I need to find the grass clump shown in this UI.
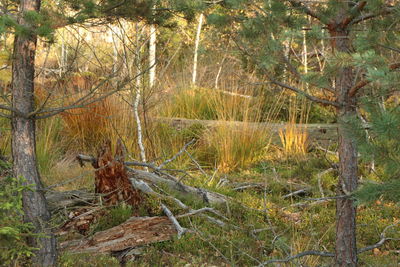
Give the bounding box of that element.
[199,124,270,173]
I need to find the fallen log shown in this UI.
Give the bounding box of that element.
[46,190,97,211]
[75,154,228,206]
[128,168,228,205]
[60,216,176,253]
[154,117,338,146]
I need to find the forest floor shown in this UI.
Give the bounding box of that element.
[49,130,399,267]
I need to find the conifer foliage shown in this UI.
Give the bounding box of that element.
[209,0,400,266]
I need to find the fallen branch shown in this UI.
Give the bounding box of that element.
[161,203,187,239]
[258,250,334,266]
[159,139,196,169]
[46,190,98,211]
[76,153,228,205]
[357,223,400,254]
[258,223,399,266]
[128,167,228,205]
[60,216,176,254]
[282,189,309,199]
[130,177,227,227]
[316,168,334,198]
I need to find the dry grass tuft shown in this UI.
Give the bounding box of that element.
[60,96,125,152]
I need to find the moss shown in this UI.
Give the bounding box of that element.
[90,205,133,233]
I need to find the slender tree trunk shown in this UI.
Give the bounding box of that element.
[192,13,204,85]
[331,26,358,267]
[148,24,157,88]
[11,0,57,265]
[134,23,147,166]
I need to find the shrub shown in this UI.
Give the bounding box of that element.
[0,172,37,266]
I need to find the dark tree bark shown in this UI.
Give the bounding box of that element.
[11,0,57,265]
[329,15,358,267]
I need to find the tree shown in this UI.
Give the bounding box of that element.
[209,0,400,265]
[10,0,57,265]
[0,0,210,264]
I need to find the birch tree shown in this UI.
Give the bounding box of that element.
[149,24,157,88]
[192,13,204,86]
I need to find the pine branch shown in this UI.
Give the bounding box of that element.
[288,0,323,22]
[340,1,367,28]
[259,223,399,266]
[350,6,395,25]
[269,79,340,107]
[348,62,400,97]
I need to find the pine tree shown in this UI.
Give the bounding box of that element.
[209,1,400,266]
[351,101,400,203]
[0,0,207,265]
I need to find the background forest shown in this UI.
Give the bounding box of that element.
[0,0,399,266]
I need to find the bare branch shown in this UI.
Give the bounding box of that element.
[357,223,400,254]
[161,203,187,239]
[259,250,334,266]
[340,1,367,28]
[159,139,196,169]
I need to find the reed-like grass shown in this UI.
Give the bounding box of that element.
[60,95,125,152]
[200,123,270,173]
[279,94,310,158]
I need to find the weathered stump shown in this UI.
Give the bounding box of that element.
[94,139,142,207]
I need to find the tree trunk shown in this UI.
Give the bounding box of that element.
[192,13,204,85]
[134,23,147,165]
[11,0,57,265]
[331,26,358,266]
[148,24,157,88]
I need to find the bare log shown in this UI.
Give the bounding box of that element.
[46,190,97,211]
[129,168,228,205]
[60,216,176,253]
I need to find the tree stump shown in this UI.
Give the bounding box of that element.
[94,139,142,207]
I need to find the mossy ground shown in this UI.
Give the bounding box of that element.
[58,153,400,267]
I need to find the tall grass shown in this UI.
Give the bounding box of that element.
[60,95,127,152]
[279,94,310,158]
[160,87,261,122]
[36,117,63,175]
[200,123,270,173]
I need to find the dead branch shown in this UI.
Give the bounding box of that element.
[316,168,334,198]
[259,250,335,266]
[357,223,400,254]
[259,223,399,266]
[161,203,187,239]
[127,167,228,205]
[130,177,227,227]
[46,190,98,211]
[158,139,196,169]
[282,189,309,199]
[60,216,177,254]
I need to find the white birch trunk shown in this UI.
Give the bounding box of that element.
[134,23,147,166]
[192,13,204,85]
[214,56,226,89]
[148,24,157,88]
